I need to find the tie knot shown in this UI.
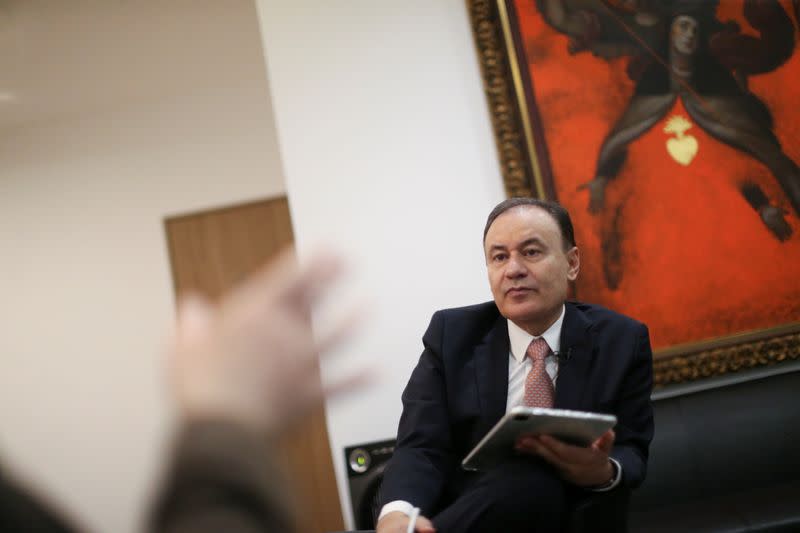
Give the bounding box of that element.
[526,337,550,362]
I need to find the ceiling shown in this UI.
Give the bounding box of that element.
[0,0,269,134]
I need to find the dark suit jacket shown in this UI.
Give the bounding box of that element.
[0,421,294,533]
[380,301,654,516]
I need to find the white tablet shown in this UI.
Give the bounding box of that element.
[461,406,617,471]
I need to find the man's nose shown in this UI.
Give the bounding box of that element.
[505,255,526,278]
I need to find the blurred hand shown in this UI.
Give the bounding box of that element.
[515,429,615,487]
[168,248,366,434]
[376,511,435,533]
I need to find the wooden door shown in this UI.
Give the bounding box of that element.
[164,196,344,533]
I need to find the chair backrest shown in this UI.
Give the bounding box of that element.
[631,368,800,512]
[357,464,386,529]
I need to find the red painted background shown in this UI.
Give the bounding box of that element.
[513,0,800,349]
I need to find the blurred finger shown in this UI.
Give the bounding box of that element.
[322,367,376,401]
[226,248,342,321]
[240,245,299,294]
[314,306,363,357]
[285,308,363,381]
[281,250,344,308]
[529,438,565,468]
[175,292,216,342]
[415,515,436,533]
[539,434,583,462]
[593,429,615,454]
[514,436,538,456]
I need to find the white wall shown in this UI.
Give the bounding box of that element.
[1,1,507,530]
[0,3,285,533]
[256,1,505,526]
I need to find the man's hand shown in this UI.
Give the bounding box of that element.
[168,248,368,435]
[376,511,436,533]
[515,429,616,487]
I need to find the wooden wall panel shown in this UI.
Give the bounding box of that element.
[164,196,344,533]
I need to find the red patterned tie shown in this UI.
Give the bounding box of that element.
[522,337,554,408]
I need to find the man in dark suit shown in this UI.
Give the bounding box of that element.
[377,198,654,533]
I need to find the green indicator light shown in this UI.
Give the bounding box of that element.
[357,456,366,465]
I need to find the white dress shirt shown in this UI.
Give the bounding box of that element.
[378,305,620,522]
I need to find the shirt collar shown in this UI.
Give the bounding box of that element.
[507,304,565,363]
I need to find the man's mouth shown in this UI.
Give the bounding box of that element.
[506,287,533,296]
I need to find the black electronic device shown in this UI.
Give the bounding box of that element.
[344,438,395,529]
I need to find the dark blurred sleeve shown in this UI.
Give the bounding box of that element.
[0,467,79,533]
[148,420,295,533]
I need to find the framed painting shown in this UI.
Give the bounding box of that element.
[468,0,800,386]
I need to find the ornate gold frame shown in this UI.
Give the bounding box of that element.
[466,0,800,387]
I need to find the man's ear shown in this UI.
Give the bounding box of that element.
[566,247,580,281]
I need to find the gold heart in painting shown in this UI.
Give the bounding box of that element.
[469,0,800,385]
[663,116,697,166]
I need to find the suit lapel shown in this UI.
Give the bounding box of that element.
[554,302,595,410]
[474,314,510,425]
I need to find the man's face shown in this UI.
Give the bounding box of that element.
[671,15,698,55]
[484,206,579,334]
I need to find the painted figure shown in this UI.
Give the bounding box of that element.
[538,0,800,287]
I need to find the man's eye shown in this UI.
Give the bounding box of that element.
[523,249,541,257]
[492,254,507,262]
